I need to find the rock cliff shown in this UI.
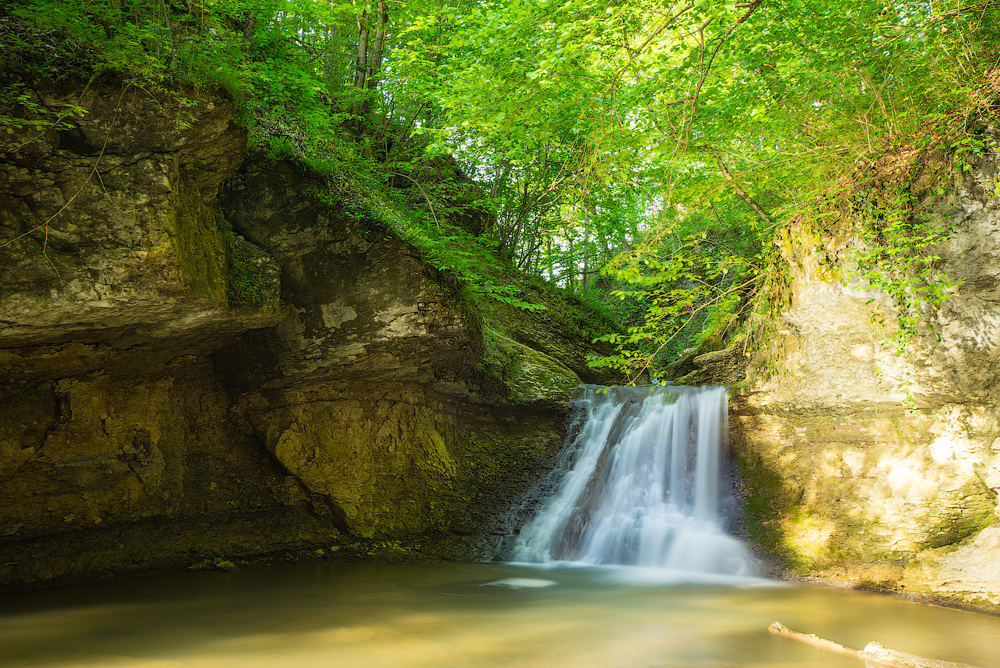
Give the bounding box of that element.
[732,130,1000,610]
[0,78,614,588]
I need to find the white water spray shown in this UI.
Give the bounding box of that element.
[512,385,755,577]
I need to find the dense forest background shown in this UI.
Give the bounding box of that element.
[3,0,1000,382]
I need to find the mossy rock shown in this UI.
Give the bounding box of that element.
[506,346,582,408]
[168,179,229,303]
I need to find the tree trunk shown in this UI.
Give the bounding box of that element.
[567,230,576,290]
[241,11,257,52]
[546,237,554,282]
[582,204,590,295]
[365,1,388,91]
[324,1,343,85]
[353,2,371,89]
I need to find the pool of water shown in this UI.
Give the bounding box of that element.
[1,562,998,667]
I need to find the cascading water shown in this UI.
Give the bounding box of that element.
[511,385,756,577]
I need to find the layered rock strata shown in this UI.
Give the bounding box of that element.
[0,79,610,588]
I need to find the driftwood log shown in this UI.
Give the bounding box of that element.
[767,622,981,668]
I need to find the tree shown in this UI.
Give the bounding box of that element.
[399,0,1000,378]
[9,0,1000,380]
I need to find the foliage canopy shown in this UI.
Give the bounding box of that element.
[4,0,1000,381]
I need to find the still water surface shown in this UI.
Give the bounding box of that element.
[1,561,999,667]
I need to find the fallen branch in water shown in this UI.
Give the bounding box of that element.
[767,622,981,668]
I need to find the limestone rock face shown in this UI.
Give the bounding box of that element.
[218,159,477,389]
[0,80,307,588]
[0,79,607,588]
[902,525,1000,608]
[734,144,1000,610]
[0,81,278,347]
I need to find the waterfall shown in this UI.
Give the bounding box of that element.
[511,385,755,577]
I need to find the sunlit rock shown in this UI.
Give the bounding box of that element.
[732,141,1000,610]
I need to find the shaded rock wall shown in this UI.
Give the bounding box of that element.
[216,158,585,545]
[733,138,1000,610]
[0,79,606,588]
[0,80,321,587]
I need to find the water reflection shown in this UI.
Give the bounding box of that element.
[0,562,997,667]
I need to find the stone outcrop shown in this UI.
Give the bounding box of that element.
[0,78,614,588]
[732,135,1000,610]
[215,157,612,544]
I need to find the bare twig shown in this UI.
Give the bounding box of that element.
[386,171,441,228]
[714,151,772,224]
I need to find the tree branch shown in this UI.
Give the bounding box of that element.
[768,623,980,668]
[714,152,772,224]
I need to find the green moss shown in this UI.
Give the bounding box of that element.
[520,276,618,338]
[333,539,432,564]
[475,324,519,384]
[473,297,588,406]
[734,450,804,571]
[166,180,279,311]
[505,346,581,407]
[167,180,229,303]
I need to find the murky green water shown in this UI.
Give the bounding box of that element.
[1,562,998,667]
